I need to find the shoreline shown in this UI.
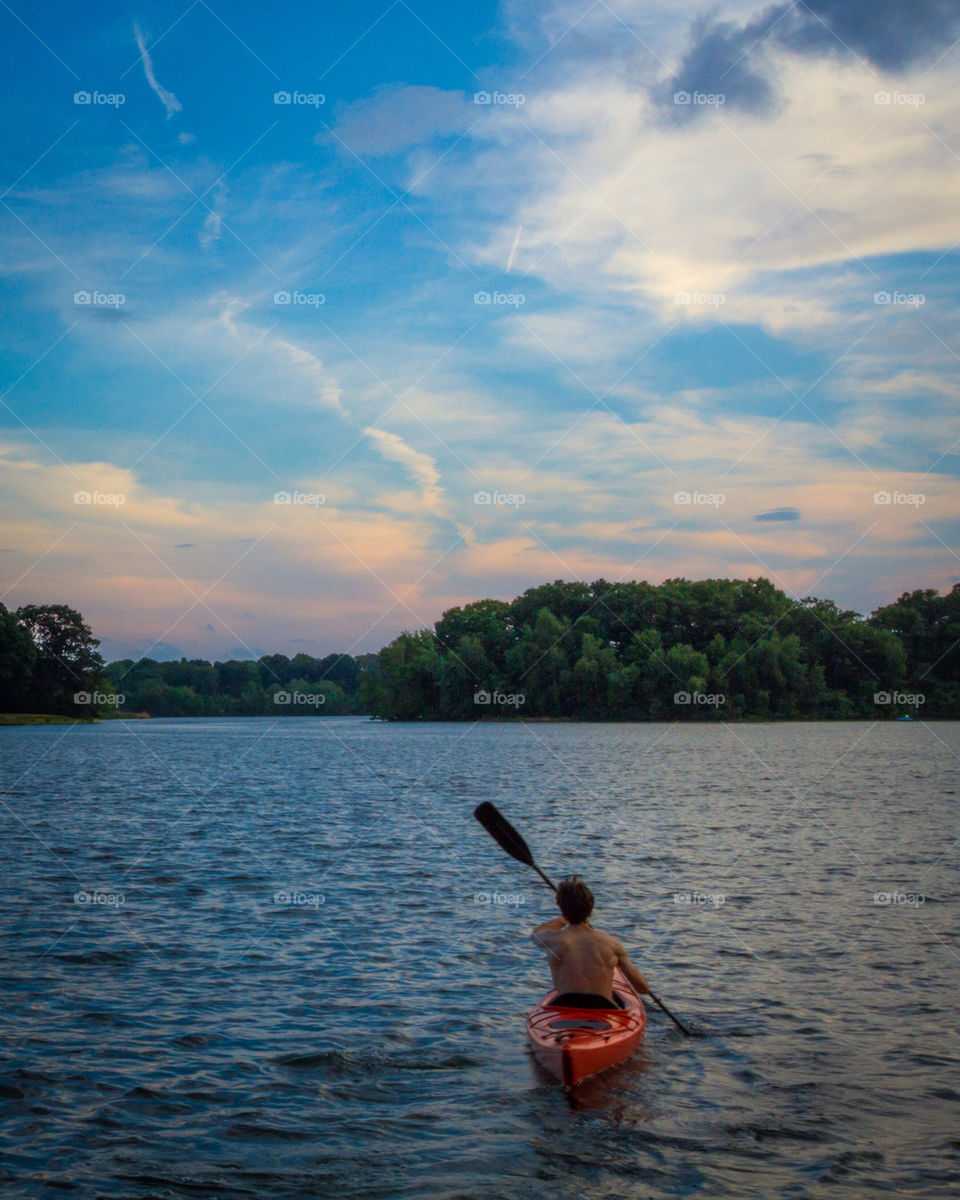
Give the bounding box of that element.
[1,713,942,726]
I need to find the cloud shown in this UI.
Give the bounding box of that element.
[111,640,185,662]
[0,437,462,659]
[329,85,472,156]
[134,22,183,118]
[754,507,802,521]
[362,427,445,515]
[199,210,221,250]
[226,644,262,660]
[436,50,960,342]
[788,0,960,70]
[665,0,960,117]
[667,12,775,117]
[506,226,523,272]
[199,185,226,251]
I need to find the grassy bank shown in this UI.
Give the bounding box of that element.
[0,713,94,726]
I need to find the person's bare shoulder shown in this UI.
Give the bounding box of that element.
[591,927,625,956]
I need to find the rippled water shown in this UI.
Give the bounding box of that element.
[1,717,958,1198]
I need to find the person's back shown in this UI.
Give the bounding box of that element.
[531,876,650,1009]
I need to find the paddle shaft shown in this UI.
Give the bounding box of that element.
[473,802,692,1037]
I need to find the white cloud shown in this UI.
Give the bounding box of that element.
[410,44,960,342]
[362,427,445,516]
[329,85,472,156]
[134,23,183,119]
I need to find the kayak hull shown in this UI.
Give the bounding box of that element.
[526,968,646,1087]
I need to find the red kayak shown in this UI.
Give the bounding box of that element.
[526,968,646,1087]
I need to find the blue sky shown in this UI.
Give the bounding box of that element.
[1,0,958,662]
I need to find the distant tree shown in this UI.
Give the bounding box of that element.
[16,604,103,714]
[507,608,570,717]
[257,653,294,688]
[215,659,261,699]
[365,577,960,721]
[0,601,36,712]
[83,577,960,722]
[363,630,442,719]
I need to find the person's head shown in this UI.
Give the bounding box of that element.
[556,875,594,925]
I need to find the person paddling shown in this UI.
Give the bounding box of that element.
[531,875,651,1010]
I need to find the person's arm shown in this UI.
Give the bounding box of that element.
[612,938,650,995]
[531,916,566,945]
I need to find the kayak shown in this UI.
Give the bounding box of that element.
[526,967,646,1086]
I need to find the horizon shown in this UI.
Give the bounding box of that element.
[79,571,942,665]
[2,0,959,663]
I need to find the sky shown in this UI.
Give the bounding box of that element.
[1,0,958,663]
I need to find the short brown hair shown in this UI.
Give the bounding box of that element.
[556,876,594,924]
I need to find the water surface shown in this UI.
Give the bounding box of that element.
[1,718,958,1197]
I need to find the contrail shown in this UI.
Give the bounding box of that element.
[134,22,182,118]
[506,226,522,273]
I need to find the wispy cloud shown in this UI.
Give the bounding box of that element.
[134,22,182,118]
[199,185,226,251]
[362,427,445,516]
[506,226,522,273]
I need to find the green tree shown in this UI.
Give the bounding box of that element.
[0,602,36,712]
[507,608,570,717]
[16,604,103,714]
[364,630,443,719]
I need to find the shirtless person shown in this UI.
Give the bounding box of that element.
[531,875,651,1009]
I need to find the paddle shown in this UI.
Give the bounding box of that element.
[473,800,692,1037]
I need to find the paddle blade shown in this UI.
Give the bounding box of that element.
[473,802,534,868]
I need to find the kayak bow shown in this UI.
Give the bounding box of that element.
[526,967,646,1087]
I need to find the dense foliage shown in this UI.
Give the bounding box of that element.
[2,579,958,720]
[0,604,103,715]
[361,578,960,721]
[99,652,374,717]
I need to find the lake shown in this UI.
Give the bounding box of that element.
[1,717,958,1198]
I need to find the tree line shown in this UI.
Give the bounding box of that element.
[0,602,372,717]
[1,578,958,721]
[361,578,960,720]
